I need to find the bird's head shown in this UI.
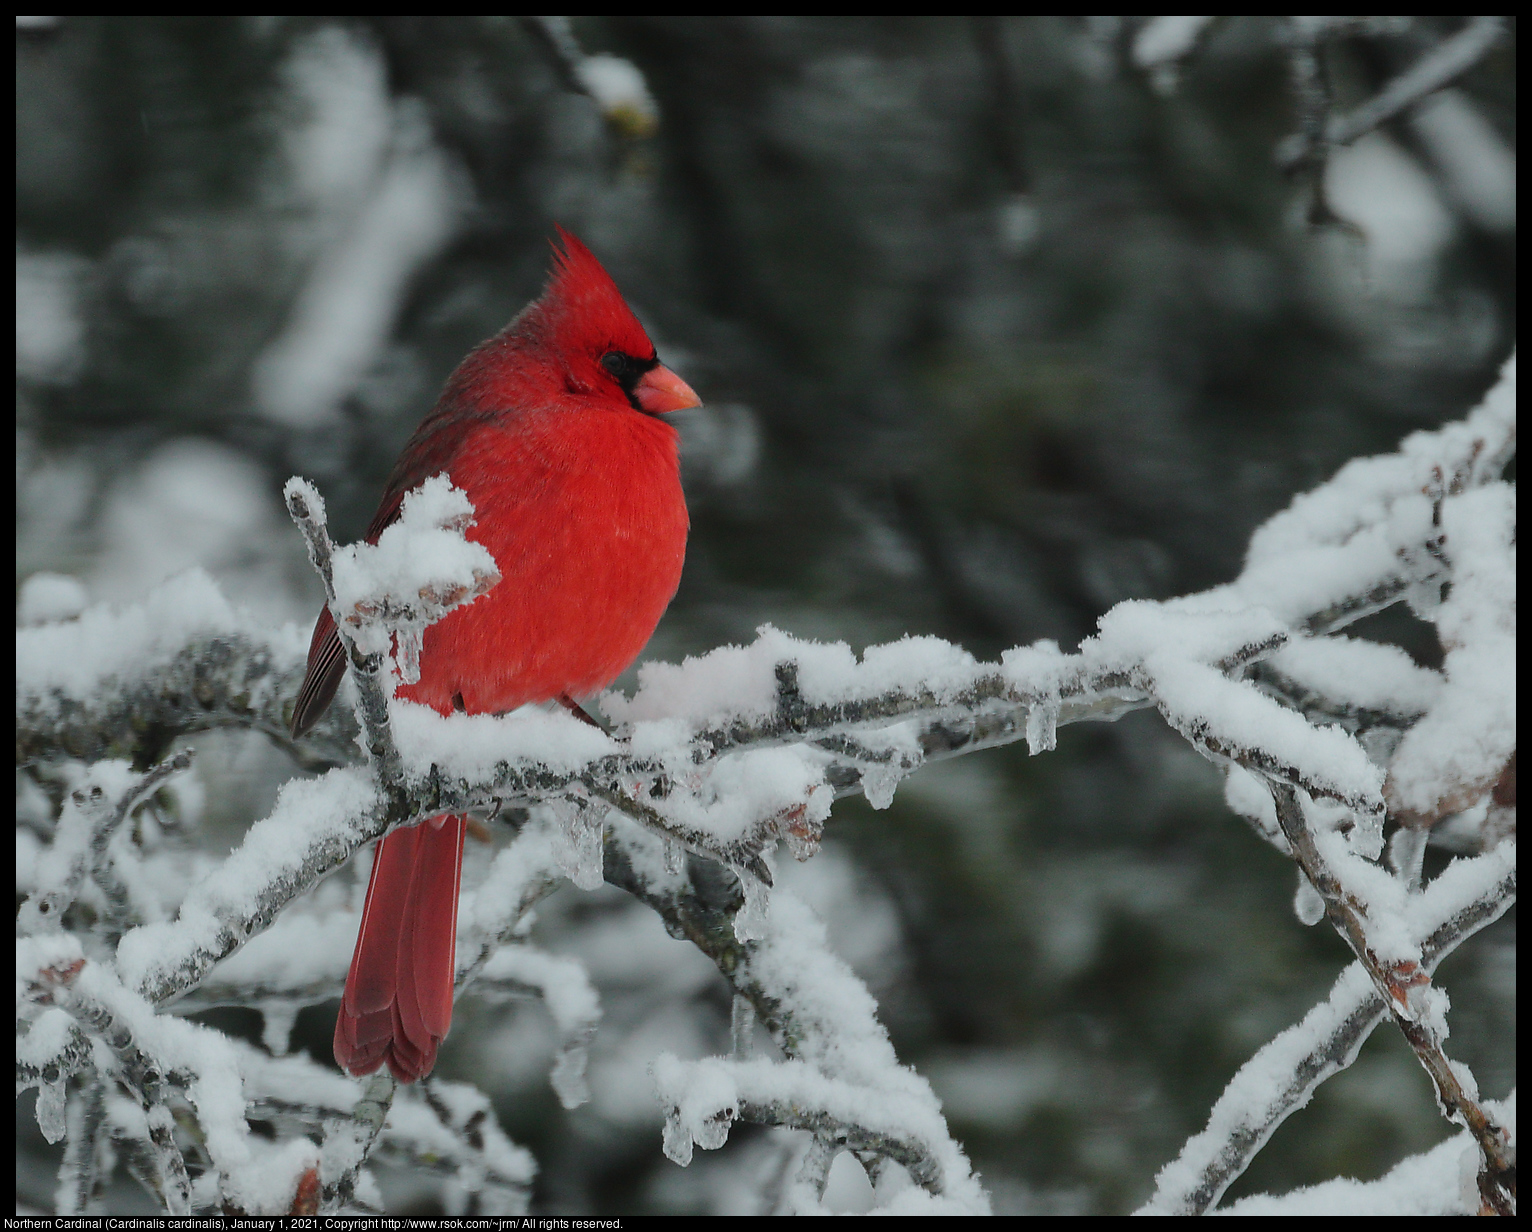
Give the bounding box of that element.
[520,226,701,416]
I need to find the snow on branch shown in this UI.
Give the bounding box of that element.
[15,568,360,773]
[15,355,1516,1213]
[605,825,988,1213]
[1139,838,1516,1214]
[519,16,659,141]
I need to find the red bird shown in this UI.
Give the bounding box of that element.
[290,229,697,1083]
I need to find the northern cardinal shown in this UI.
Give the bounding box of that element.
[290,228,698,1083]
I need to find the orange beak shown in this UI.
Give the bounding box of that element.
[634,364,702,414]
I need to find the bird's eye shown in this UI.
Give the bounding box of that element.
[601,352,628,379]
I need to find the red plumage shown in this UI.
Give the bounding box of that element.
[292,229,696,1082]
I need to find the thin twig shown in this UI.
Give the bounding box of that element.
[321,1070,395,1211]
[1277,17,1504,172]
[284,481,406,799]
[1139,845,1515,1213]
[1265,784,1514,1209]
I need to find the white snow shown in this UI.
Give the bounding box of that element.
[16,347,1515,1215]
[1266,634,1443,717]
[389,702,614,781]
[1131,16,1215,69]
[609,625,984,730]
[115,767,380,998]
[575,54,659,135]
[17,572,89,625]
[1386,483,1515,822]
[18,567,302,705]
[316,474,500,663]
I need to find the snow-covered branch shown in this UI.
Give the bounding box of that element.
[1140,839,1516,1214]
[15,355,1515,1213]
[606,825,988,1213]
[15,573,359,773]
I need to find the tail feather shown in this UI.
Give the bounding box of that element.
[334,815,466,1083]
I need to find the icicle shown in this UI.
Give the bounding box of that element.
[731,994,755,1059]
[395,624,423,686]
[1388,825,1429,891]
[550,802,604,891]
[550,1034,592,1109]
[662,1107,694,1166]
[261,1002,298,1057]
[1026,696,1059,755]
[733,869,771,942]
[859,761,904,811]
[664,839,685,877]
[779,802,824,862]
[1293,870,1325,926]
[35,1078,67,1144]
[1347,805,1384,862]
[694,1105,733,1151]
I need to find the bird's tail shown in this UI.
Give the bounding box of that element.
[333,814,466,1083]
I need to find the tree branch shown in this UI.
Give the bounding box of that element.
[1140,841,1515,1214]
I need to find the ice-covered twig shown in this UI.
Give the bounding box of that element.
[652,1055,947,1189]
[93,751,195,936]
[1140,839,1515,1213]
[284,479,405,795]
[17,1007,93,1094]
[21,946,193,1214]
[1260,780,1514,1207]
[55,1072,107,1215]
[320,1070,394,1211]
[115,766,388,1007]
[21,931,519,1216]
